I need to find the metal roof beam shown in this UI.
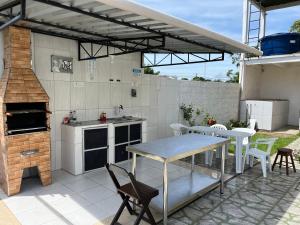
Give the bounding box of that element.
[32,0,227,53]
[0,10,166,51]
[0,0,25,30]
[0,0,20,12]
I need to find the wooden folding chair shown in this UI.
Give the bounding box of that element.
[106,164,159,225]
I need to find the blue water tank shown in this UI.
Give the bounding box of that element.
[261,33,300,56]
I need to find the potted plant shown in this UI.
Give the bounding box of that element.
[203,113,216,126]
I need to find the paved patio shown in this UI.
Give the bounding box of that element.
[0,156,300,225]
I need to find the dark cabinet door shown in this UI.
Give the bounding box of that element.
[85,149,107,171]
[115,126,129,144]
[84,128,107,150]
[130,124,141,141]
[115,144,129,163]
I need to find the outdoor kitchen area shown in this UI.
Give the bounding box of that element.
[0,0,299,225]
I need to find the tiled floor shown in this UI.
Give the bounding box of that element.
[167,162,300,225]
[1,158,218,225]
[0,157,300,225]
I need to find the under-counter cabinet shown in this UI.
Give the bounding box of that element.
[61,119,147,175]
[83,127,108,171]
[115,123,141,163]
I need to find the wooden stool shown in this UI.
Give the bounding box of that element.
[272,148,296,175]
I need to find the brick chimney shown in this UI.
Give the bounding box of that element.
[0,26,49,103]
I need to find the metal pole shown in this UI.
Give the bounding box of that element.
[236,137,243,174]
[220,144,225,194]
[259,9,266,40]
[191,155,195,172]
[132,153,137,210]
[163,161,168,225]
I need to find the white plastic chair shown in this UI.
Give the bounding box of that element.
[248,119,256,130]
[242,138,277,177]
[169,123,189,136]
[207,124,229,166]
[170,123,196,170]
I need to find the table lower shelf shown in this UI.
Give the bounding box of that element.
[150,171,220,221]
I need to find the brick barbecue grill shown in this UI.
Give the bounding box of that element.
[0,26,51,196]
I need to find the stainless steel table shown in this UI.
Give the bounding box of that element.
[127,133,230,225]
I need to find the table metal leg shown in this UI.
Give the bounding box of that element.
[191,155,195,172]
[205,151,209,165]
[220,144,225,194]
[131,153,137,175]
[132,153,137,210]
[163,161,168,225]
[236,137,243,174]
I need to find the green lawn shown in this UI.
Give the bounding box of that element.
[229,132,300,155]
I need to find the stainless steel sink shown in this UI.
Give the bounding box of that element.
[108,116,139,124]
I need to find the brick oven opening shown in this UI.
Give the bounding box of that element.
[6,103,48,135]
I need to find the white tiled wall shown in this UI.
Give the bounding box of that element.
[29,34,240,171]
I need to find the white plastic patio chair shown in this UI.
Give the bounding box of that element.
[169,123,189,136]
[207,124,229,166]
[242,138,277,177]
[248,119,256,130]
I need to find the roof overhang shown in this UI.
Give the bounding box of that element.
[253,0,300,11]
[0,0,262,60]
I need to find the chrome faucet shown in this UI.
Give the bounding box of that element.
[114,105,124,117]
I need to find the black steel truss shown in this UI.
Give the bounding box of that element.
[32,0,229,54]
[0,0,25,30]
[0,0,229,67]
[78,36,165,60]
[141,52,224,67]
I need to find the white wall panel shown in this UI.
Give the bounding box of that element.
[32,33,240,171]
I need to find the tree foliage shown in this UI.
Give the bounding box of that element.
[144,67,160,75]
[226,53,241,83]
[226,69,239,83]
[192,75,211,82]
[290,19,300,33]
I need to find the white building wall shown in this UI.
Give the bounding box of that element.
[241,63,300,126]
[20,33,240,171]
[259,64,300,126]
[241,64,262,100]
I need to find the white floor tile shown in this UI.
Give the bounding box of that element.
[79,185,115,204]
[94,194,123,218]
[14,205,60,225]
[62,177,98,193]
[3,195,46,214]
[42,219,72,225]
[63,204,106,225]
[46,194,91,215]
[35,183,76,203]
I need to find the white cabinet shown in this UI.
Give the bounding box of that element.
[240,100,289,131]
[61,123,108,175]
[61,120,147,175]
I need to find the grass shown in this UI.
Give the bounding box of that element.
[229,131,300,155]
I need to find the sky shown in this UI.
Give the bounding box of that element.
[134,0,300,80]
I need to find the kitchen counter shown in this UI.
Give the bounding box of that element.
[65,116,146,127]
[61,117,147,175]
